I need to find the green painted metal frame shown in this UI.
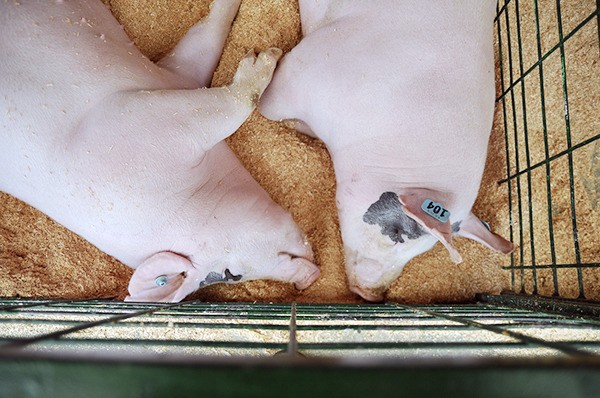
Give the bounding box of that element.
[0,355,599,398]
[1,297,599,358]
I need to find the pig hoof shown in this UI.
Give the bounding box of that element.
[261,47,283,62]
[231,48,282,106]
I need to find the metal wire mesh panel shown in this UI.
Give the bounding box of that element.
[1,298,599,360]
[494,0,599,298]
[0,299,291,357]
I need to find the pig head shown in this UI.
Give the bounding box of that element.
[0,0,319,302]
[259,0,513,301]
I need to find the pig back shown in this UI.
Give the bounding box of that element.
[0,0,180,195]
[293,0,497,185]
[0,1,175,144]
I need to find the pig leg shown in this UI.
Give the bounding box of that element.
[157,0,242,86]
[79,49,282,164]
[258,52,318,138]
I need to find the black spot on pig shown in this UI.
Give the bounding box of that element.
[199,268,243,288]
[223,268,243,282]
[363,192,426,243]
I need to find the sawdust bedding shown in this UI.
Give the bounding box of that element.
[0,0,597,303]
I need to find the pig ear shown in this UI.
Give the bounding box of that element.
[456,213,514,254]
[398,190,463,264]
[125,252,201,303]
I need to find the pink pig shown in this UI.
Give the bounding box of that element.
[0,0,319,302]
[260,0,514,301]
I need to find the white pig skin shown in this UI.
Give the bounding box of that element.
[0,0,320,302]
[259,0,513,301]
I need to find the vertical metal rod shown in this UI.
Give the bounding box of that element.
[496,0,516,291]
[503,0,526,293]
[533,0,560,296]
[514,0,538,294]
[555,0,585,299]
[288,302,299,356]
[596,0,600,52]
[274,302,301,357]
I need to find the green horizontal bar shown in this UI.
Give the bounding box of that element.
[0,338,286,350]
[1,317,588,331]
[0,357,598,398]
[2,308,294,320]
[0,318,290,330]
[498,135,600,184]
[1,337,599,353]
[502,263,600,270]
[479,294,600,320]
[298,341,600,351]
[2,337,594,353]
[0,299,90,311]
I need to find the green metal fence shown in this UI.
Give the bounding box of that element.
[495,0,599,297]
[0,296,599,358]
[0,296,599,396]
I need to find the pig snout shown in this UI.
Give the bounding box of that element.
[277,254,320,290]
[343,239,428,303]
[345,257,387,302]
[245,203,320,290]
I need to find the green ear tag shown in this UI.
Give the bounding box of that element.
[421,199,450,223]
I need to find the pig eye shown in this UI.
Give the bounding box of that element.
[154,275,168,287]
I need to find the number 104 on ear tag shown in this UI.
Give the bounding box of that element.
[421,199,450,223]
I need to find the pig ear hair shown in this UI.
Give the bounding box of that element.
[398,190,463,264]
[456,212,514,254]
[125,252,201,303]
